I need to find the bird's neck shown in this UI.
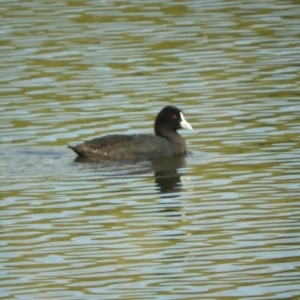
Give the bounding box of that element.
[155,126,180,140]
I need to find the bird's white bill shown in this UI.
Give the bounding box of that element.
[180,112,193,130]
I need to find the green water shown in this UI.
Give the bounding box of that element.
[1,0,300,299]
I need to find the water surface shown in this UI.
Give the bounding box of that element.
[1,0,300,299]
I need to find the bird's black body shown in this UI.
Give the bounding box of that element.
[68,106,192,160]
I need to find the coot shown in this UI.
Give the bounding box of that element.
[68,106,193,160]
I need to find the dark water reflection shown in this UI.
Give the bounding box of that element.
[152,157,186,195]
[1,0,300,299]
[73,155,186,195]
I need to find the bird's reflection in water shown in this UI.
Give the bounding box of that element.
[73,156,186,197]
[151,157,185,195]
[150,156,186,217]
[73,155,186,215]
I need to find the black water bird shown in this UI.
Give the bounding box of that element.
[68,106,193,160]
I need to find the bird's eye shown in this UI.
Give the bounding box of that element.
[173,114,178,119]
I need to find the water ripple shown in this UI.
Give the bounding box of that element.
[1,0,300,299]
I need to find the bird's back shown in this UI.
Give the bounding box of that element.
[68,134,186,160]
